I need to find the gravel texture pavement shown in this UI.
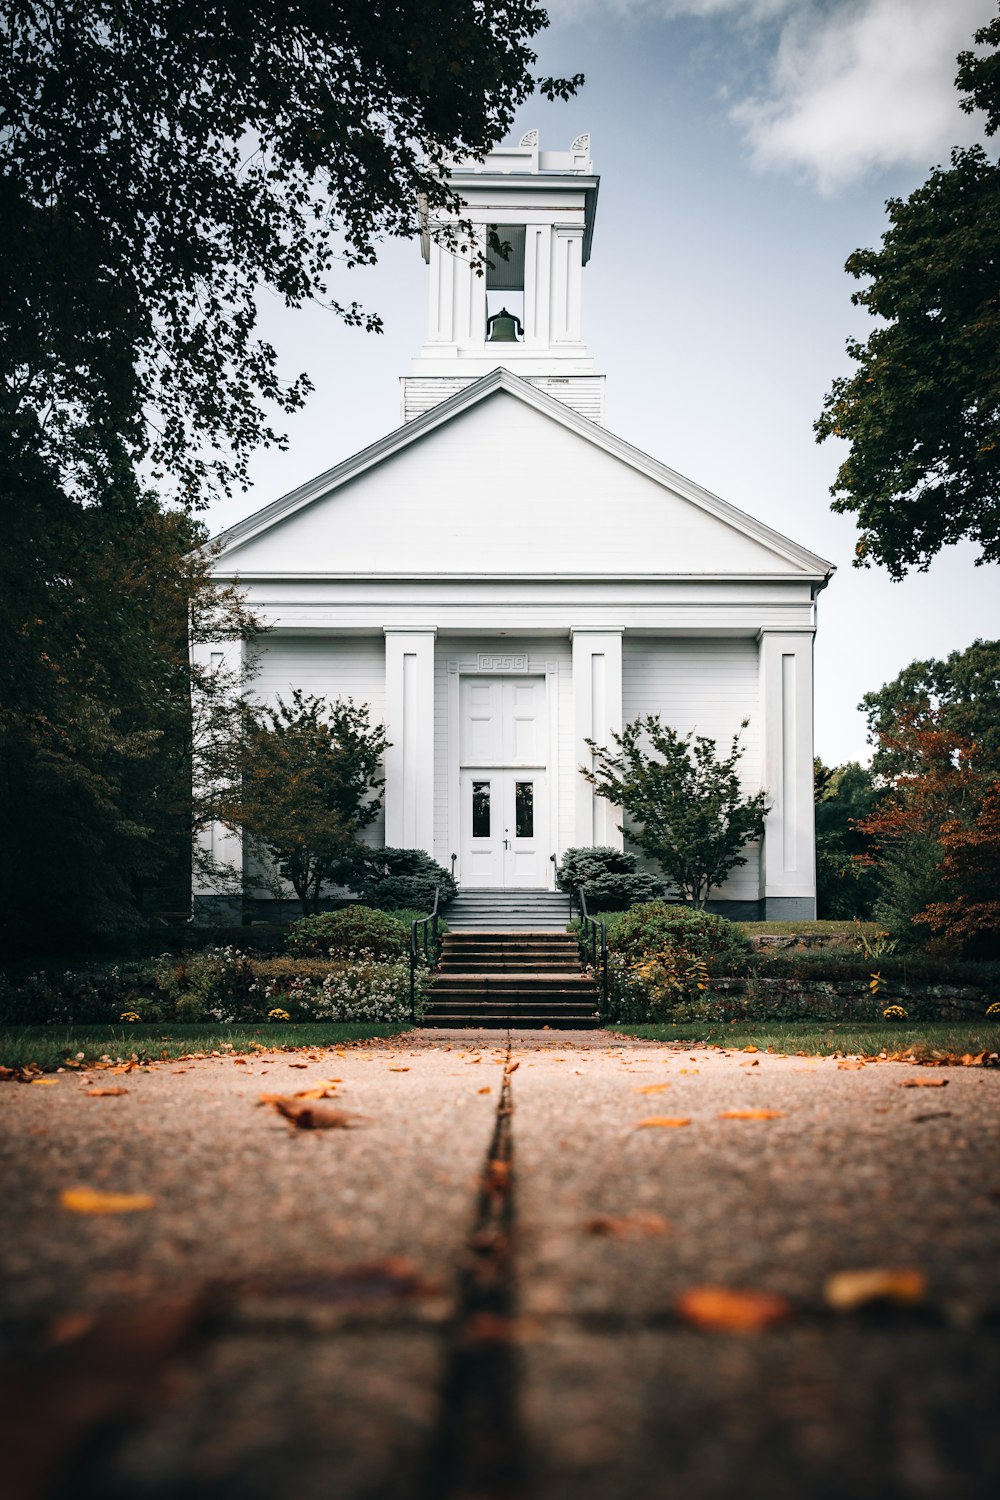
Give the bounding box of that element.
[0,1030,997,1499]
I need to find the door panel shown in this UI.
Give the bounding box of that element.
[460,769,547,888]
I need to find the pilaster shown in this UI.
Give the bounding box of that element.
[384,630,436,856]
[191,639,244,921]
[572,629,624,849]
[758,630,816,919]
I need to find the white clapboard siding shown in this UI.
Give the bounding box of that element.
[251,635,387,849]
[622,638,762,899]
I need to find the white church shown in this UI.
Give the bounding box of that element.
[196,133,832,921]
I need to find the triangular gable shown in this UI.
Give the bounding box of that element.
[212,370,834,580]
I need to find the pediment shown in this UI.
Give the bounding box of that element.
[212,371,832,581]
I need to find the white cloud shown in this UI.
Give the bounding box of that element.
[733,0,994,193]
[546,0,995,193]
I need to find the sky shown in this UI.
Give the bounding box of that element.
[203,0,1000,768]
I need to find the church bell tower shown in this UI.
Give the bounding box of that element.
[402,132,604,424]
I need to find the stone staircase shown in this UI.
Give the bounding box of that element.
[422,931,600,1030]
[443,888,572,931]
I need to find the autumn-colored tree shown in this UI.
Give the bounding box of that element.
[915,782,1000,957]
[856,710,985,950]
[219,692,389,916]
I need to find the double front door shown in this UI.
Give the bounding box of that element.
[460,769,547,889]
[459,675,548,889]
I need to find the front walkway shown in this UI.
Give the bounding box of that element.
[1,1034,997,1497]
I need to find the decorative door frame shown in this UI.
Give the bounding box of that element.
[447,656,560,888]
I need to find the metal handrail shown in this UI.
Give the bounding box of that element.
[410,886,441,1020]
[575,886,609,1018]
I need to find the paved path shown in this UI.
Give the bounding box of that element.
[1,1032,998,1498]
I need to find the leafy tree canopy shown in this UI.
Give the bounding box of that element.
[583,716,768,909]
[815,10,1000,577]
[1,0,581,506]
[860,639,1000,780]
[219,692,389,916]
[813,759,883,920]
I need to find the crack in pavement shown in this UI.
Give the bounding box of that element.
[420,1031,531,1500]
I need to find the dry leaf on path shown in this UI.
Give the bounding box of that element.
[897,1078,949,1088]
[824,1268,926,1311]
[292,1086,339,1100]
[478,1086,492,1094]
[678,1067,699,1075]
[718,1109,786,1120]
[635,1082,671,1094]
[388,1067,410,1072]
[635,1116,691,1130]
[84,1087,129,1097]
[288,1062,309,1069]
[30,1078,59,1086]
[585,1212,670,1238]
[676,1285,792,1333]
[504,1060,520,1075]
[263,1096,363,1130]
[60,1187,155,1215]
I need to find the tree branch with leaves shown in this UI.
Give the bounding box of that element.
[583,716,768,909]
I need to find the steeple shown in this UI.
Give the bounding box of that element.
[402,132,604,423]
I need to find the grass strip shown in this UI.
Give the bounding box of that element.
[0,1022,409,1071]
[609,1020,1000,1059]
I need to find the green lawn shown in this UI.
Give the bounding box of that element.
[611,1020,1000,1059]
[734,920,874,938]
[0,1022,410,1072]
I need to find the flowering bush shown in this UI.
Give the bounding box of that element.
[284,906,411,960]
[882,1005,909,1021]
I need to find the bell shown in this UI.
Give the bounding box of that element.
[486,306,523,342]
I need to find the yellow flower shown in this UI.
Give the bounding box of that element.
[119,1011,141,1023]
[986,1002,1000,1017]
[882,1005,908,1021]
[267,1007,291,1022]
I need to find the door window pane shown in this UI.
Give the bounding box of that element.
[514,781,534,839]
[472,781,491,838]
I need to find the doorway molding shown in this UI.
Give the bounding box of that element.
[447,656,560,887]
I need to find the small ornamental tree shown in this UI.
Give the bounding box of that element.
[915,781,1000,957]
[583,716,768,909]
[220,691,388,915]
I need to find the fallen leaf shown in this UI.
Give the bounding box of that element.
[635,1116,691,1129]
[292,1086,339,1100]
[897,1077,949,1088]
[288,1062,309,1069]
[635,1082,671,1094]
[84,1087,129,1098]
[388,1067,410,1072]
[263,1096,363,1130]
[718,1109,786,1120]
[823,1268,926,1311]
[585,1212,670,1238]
[676,1285,792,1333]
[742,1046,759,1055]
[30,1078,59,1086]
[678,1067,699,1075]
[478,1086,492,1094]
[837,1060,866,1071]
[60,1187,155,1215]
[504,1061,520,1075]
[913,1110,952,1122]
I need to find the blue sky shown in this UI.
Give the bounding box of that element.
[204,0,999,767]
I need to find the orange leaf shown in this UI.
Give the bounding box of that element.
[292,1086,338,1100]
[718,1109,785,1120]
[823,1268,926,1311]
[897,1077,949,1088]
[677,1285,792,1332]
[30,1078,59,1086]
[388,1067,410,1072]
[634,1082,671,1094]
[85,1087,129,1097]
[585,1212,670,1238]
[504,1061,520,1075]
[261,1095,363,1130]
[478,1086,492,1094]
[635,1116,691,1129]
[61,1187,155,1215]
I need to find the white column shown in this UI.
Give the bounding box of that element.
[758,630,816,918]
[572,630,624,849]
[524,222,551,349]
[384,630,436,856]
[191,638,244,920]
[551,228,584,345]
[427,240,455,344]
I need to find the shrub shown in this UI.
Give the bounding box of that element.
[556,847,661,911]
[355,848,457,912]
[604,902,752,964]
[284,906,410,960]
